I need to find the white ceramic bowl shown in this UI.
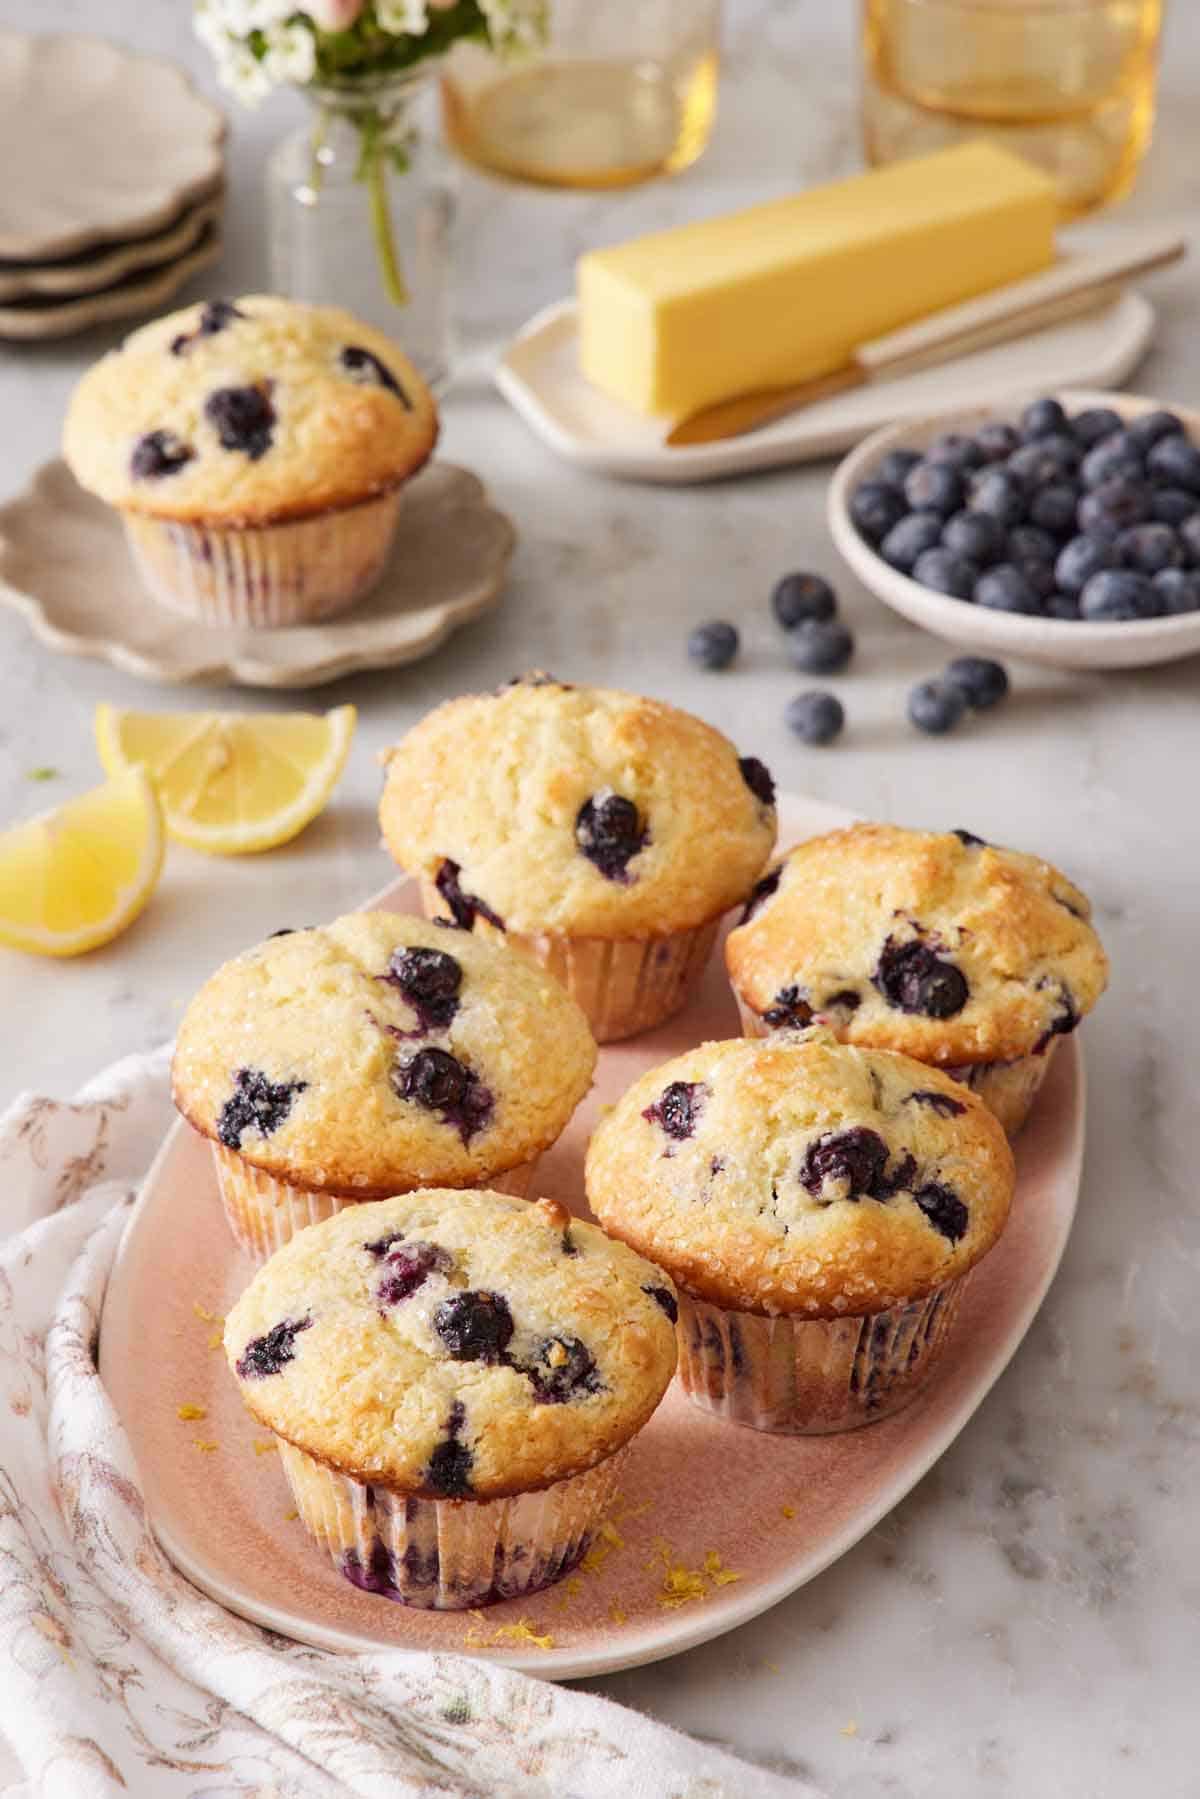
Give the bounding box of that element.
[828,388,1200,671]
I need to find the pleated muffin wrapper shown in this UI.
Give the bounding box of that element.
[418,878,719,1044]
[276,1438,630,1610]
[211,1142,536,1265]
[120,487,403,628]
[675,1278,970,1436]
[734,994,1060,1137]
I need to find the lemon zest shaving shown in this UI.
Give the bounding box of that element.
[176,1403,207,1421]
[193,1439,219,1453]
[208,1330,224,1350]
[608,1601,628,1626]
[193,1303,222,1324]
[781,1504,796,1520]
[841,1721,859,1738]
[252,1439,277,1456]
[283,1508,299,1521]
[703,1549,742,1588]
[463,1611,554,1651]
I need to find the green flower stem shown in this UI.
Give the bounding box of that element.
[308,106,329,197]
[357,108,409,309]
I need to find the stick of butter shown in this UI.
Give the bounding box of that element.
[577,142,1058,419]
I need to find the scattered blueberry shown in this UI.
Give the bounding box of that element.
[1028,483,1080,535]
[1150,487,1200,527]
[874,936,968,1016]
[1126,408,1184,450]
[927,431,983,470]
[575,792,647,881]
[914,1181,969,1243]
[433,1290,514,1362]
[525,1335,600,1403]
[1147,433,1200,493]
[850,481,907,543]
[799,1126,888,1200]
[130,429,195,480]
[880,510,944,572]
[375,1241,453,1308]
[785,690,844,745]
[393,1048,493,1141]
[385,946,462,1029]
[1154,568,1200,613]
[643,1283,678,1322]
[204,384,276,459]
[1020,396,1067,441]
[1115,522,1184,575]
[1078,477,1151,540]
[1078,569,1162,622]
[904,460,964,516]
[217,1067,307,1150]
[968,469,1027,526]
[907,678,966,735]
[642,1080,706,1140]
[1080,433,1144,490]
[1055,534,1112,594]
[788,618,854,675]
[738,756,777,807]
[876,448,922,488]
[942,510,1004,565]
[1071,406,1123,448]
[236,1315,312,1380]
[944,656,1009,710]
[974,420,1020,462]
[339,343,412,406]
[913,547,979,600]
[771,571,837,630]
[1008,437,1079,485]
[762,984,814,1029]
[435,859,504,932]
[688,619,739,669]
[974,564,1041,614]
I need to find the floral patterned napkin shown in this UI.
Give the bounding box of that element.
[0,1048,812,1799]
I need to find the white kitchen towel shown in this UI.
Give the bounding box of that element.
[0,1047,814,1799]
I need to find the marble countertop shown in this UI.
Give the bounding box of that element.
[1,3,1197,1794]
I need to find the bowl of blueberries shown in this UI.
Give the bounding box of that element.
[828,389,1200,670]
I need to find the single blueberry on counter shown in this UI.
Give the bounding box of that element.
[771,571,837,630]
[1150,487,1200,528]
[974,419,1020,462]
[1055,534,1112,595]
[904,460,964,516]
[1020,396,1068,441]
[877,448,923,488]
[967,468,1027,526]
[849,481,907,543]
[1154,568,1200,614]
[942,509,1004,565]
[1077,477,1151,540]
[785,690,844,745]
[1126,408,1185,450]
[944,656,1009,710]
[1147,433,1200,493]
[1071,406,1124,448]
[975,564,1042,614]
[880,510,943,572]
[788,618,854,674]
[1115,523,1184,575]
[907,679,966,735]
[1079,569,1162,621]
[688,619,739,669]
[1080,434,1144,490]
[912,547,979,600]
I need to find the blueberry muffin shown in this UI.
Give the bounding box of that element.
[173,912,596,1261]
[224,1188,677,1608]
[724,824,1108,1134]
[585,1033,1014,1433]
[378,674,778,1041]
[62,294,437,625]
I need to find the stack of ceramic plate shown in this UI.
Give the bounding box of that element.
[0,31,225,341]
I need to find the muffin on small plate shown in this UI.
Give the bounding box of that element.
[586,1032,1014,1434]
[224,1188,678,1608]
[173,912,596,1261]
[378,673,777,1041]
[724,823,1108,1134]
[62,294,437,626]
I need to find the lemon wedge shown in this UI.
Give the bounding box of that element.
[0,768,164,957]
[95,703,356,855]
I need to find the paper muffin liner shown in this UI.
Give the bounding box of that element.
[734,994,1059,1136]
[418,878,719,1043]
[275,1437,629,1610]
[120,487,403,627]
[211,1142,536,1264]
[674,1279,969,1435]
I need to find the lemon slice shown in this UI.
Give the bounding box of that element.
[95,703,356,855]
[0,768,164,957]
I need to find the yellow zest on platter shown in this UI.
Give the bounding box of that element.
[193,1439,219,1453]
[176,1403,207,1421]
[193,1303,222,1324]
[649,1539,743,1609]
[95,701,356,855]
[252,1439,277,1456]
[0,768,164,958]
[464,1612,555,1651]
[781,1504,796,1519]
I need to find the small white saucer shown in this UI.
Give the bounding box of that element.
[827,389,1200,672]
[0,460,515,689]
[494,292,1155,486]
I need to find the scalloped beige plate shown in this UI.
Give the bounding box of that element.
[0,460,515,688]
[99,793,1085,1679]
[0,31,225,261]
[0,224,222,342]
[0,193,223,303]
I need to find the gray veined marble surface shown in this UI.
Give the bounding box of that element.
[1,3,1198,1795]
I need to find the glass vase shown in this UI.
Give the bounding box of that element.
[267,71,455,392]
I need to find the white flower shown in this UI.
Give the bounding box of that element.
[261,20,317,84]
[216,39,274,104]
[479,0,547,51]
[376,0,429,34]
